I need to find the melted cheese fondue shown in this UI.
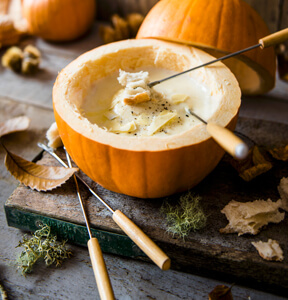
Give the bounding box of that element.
[81,67,219,137]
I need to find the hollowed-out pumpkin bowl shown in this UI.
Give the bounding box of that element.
[53,39,241,198]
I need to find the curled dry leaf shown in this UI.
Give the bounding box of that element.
[229,145,272,181]
[4,147,78,191]
[0,116,30,138]
[209,285,233,300]
[268,144,288,161]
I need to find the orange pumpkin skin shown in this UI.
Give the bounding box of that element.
[22,0,96,41]
[136,0,276,95]
[53,39,241,199]
[54,108,238,198]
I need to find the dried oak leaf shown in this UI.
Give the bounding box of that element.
[4,148,78,191]
[268,144,288,161]
[229,145,272,181]
[0,116,30,138]
[209,285,233,300]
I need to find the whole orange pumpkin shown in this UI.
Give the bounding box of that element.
[53,39,241,198]
[22,0,96,41]
[136,0,276,95]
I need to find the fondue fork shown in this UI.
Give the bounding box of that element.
[65,149,115,300]
[148,28,288,88]
[38,143,171,271]
[185,108,249,160]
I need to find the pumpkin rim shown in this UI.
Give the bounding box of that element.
[53,39,241,152]
[136,36,275,95]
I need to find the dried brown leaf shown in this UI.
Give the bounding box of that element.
[209,285,233,300]
[229,145,273,181]
[4,147,78,191]
[269,144,288,161]
[0,116,30,138]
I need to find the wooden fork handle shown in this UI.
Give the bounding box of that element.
[260,28,288,48]
[112,210,171,270]
[88,238,115,300]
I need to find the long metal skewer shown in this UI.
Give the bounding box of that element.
[148,44,260,87]
[38,143,171,271]
[65,149,93,238]
[64,148,115,300]
[39,143,114,213]
[148,28,288,88]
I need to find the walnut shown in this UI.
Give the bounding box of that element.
[99,13,144,44]
[21,57,40,75]
[126,13,144,37]
[99,25,117,44]
[1,46,23,72]
[21,45,41,75]
[1,44,41,75]
[23,44,41,59]
[111,14,130,40]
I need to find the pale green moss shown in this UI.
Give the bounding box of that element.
[161,192,207,239]
[16,224,72,275]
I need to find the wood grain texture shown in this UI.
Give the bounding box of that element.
[244,0,288,32]
[4,117,288,295]
[0,14,287,299]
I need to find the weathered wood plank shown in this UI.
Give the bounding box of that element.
[4,117,288,295]
[0,52,69,108]
[96,0,158,19]
[0,23,103,109]
[0,97,54,157]
[242,0,288,32]
[1,100,285,299]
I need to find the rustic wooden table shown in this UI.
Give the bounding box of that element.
[1,23,288,300]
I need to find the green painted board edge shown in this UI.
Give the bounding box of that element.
[4,204,146,259]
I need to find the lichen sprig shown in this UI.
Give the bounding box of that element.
[0,280,8,300]
[161,192,207,239]
[16,224,72,275]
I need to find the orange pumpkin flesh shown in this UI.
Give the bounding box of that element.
[136,0,276,95]
[53,39,241,198]
[22,0,96,41]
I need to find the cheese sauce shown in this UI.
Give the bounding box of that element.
[81,67,219,137]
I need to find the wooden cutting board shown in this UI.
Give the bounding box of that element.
[4,117,288,295]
